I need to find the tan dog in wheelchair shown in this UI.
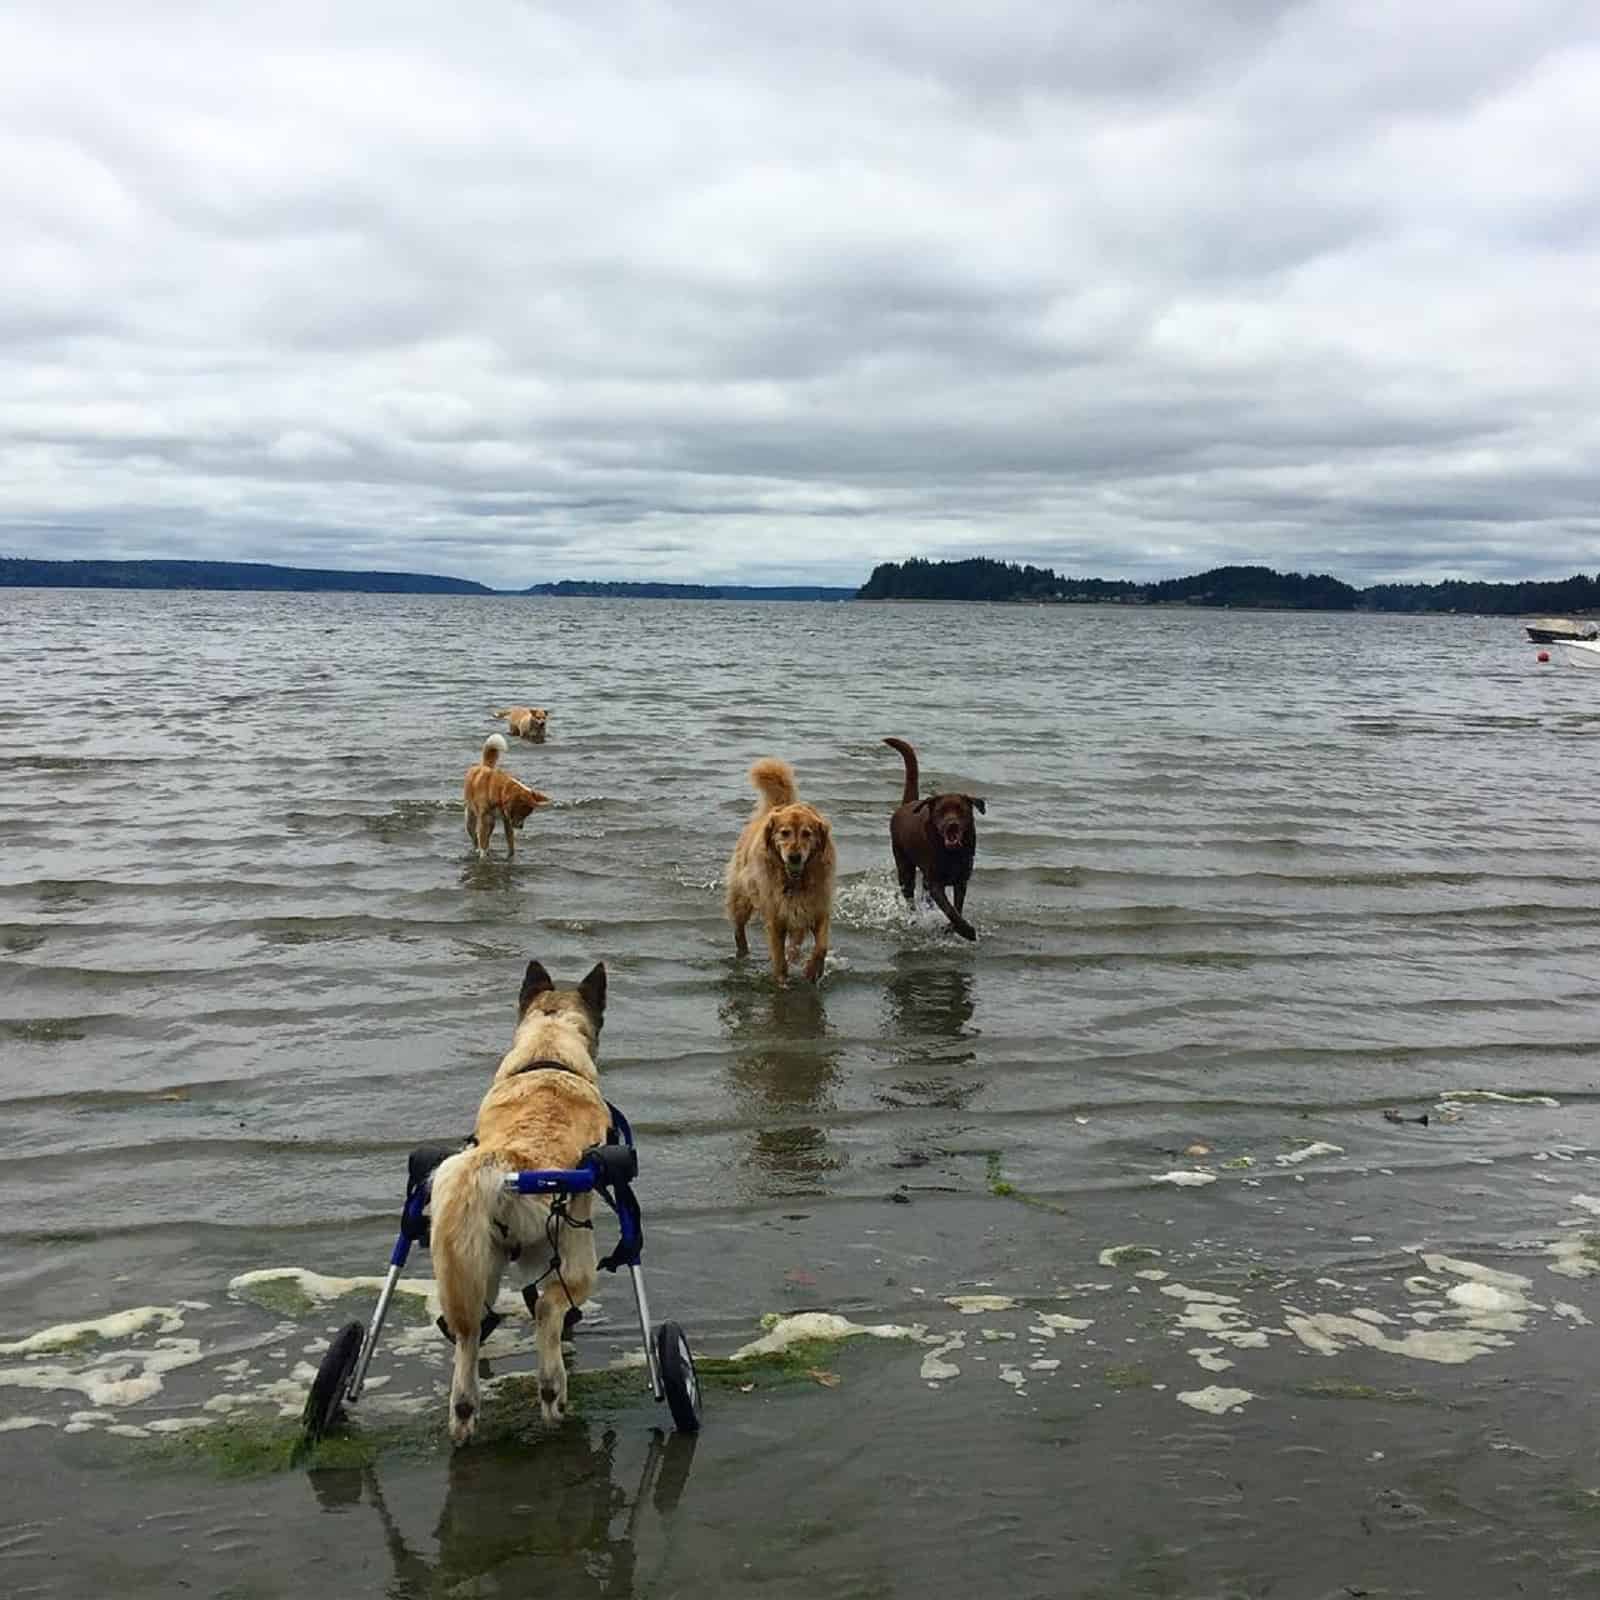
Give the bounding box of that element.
[427,958,609,1444]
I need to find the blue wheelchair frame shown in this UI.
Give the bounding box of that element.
[344,1103,670,1410]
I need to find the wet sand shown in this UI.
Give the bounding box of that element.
[6,1174,1600,1598]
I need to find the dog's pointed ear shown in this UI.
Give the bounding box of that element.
[913,797,935,814]
[967,796,987,814]
[519,960,554,1014]
[578,961,607,1024]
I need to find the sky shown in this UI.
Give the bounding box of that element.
[3,1,1598,591]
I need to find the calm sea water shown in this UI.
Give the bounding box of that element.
[4,588,1600,1596]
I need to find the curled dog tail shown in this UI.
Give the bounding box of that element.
[481,732,509,767]
[748,757,797,811]
[883,737,920,805]
[429,1147,503,1340]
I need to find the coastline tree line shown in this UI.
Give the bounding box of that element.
[856,558,1600,615]
[4,554,1595,615]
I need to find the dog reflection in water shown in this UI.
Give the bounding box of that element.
[718,981,844,1191]
[310,1427,697,1597]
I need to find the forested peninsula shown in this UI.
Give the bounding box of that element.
[856,558,1600,616]
[0,557,490,594]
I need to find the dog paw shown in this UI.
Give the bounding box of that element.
[539,1381,567,1424]
[955,921,977,942]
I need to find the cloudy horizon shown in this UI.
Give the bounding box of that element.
[4,1,1598,591]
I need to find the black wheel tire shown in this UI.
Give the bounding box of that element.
[655,1320,702,1434]
[301,1321,364,1442]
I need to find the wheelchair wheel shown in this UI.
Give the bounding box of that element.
[654,1320,702,1434]
[302,1321,364,1442]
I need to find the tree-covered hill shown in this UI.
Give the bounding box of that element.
[856,556,1596,615]
[1,557,491,594]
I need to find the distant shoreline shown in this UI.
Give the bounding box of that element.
[1,554,1588,618]
[0,558,852,602]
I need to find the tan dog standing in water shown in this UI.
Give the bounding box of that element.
[463,733,551,858]
[492,706,549,743]
[724,757,836,985]
[428,959,610,1445]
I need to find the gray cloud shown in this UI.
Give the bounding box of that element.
[1,0,1597,588]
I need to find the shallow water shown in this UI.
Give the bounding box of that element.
[4,589,1600,1596]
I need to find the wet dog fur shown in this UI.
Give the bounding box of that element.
[463,733,551,858]
[884,737,985,941]
[724,757,835,984]
[492,705,549,743]
[427,958,610,1444]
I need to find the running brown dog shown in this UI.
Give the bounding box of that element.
[883,737,985,941]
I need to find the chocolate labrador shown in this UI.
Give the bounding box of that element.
[883,737,985,941]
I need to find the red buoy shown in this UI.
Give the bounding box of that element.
[1537,650,1550,663]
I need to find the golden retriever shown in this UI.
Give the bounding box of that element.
[492,705,549,743]
[463,734,551,858]
[428,959,610,1444]
[724,757,835,984]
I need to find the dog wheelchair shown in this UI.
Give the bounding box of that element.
[301,1102,702,1443]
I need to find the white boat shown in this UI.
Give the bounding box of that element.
[1526,616,1598,643]
[1554,639,1600,669]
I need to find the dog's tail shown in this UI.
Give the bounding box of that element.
[884,737,919,805]
[481,732,509,767]
[429,1147,504,1341]
[748,757,797,812]
[490,708,511,722]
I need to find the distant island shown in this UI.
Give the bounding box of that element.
[521,579,854,601]
[858,557,1600,617]
[2,552,1593,617]
[0,557,491,595]
[0,557,850,601]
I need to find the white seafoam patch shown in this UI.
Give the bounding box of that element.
[1274,1142,1344,1167]
[1160,1285,1274,1350]
[0,1337,207,1408]
[1442,1090,1561,1107]
[1286,1255,1539,1364]
[1545,1238,1599,1279]
[229,1267,437,1310]
[1151,1171,1216,1187]
[730,1312,927,1360]
[1178,1385,1254,1415]
[1098,1245,1163,1268]
[921,1331,965,1383]
[944,1294,1020,1314]
[0,1305,186,1356]
[1031,1313,1094,1337]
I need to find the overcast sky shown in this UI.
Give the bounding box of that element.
[3,1,1597,589]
